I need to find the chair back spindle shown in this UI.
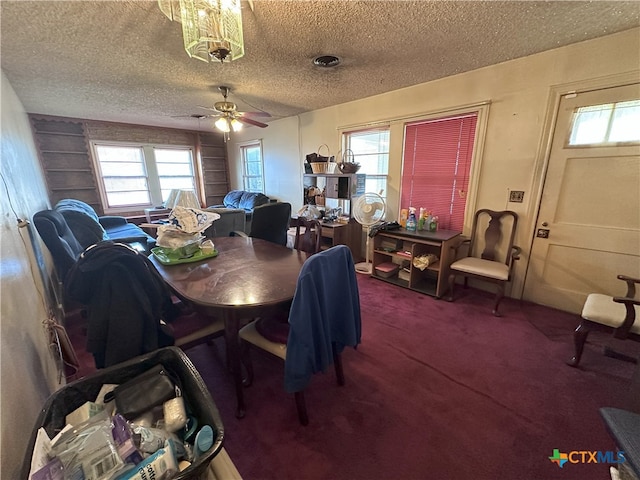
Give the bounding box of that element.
[481,216,501,261]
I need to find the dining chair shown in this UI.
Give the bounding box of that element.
[447,209,520,316]
[171,312,226,352]
[567,274,640,367]
[238,245,362,425]
[231,202,292,247]
[293,217,323,254]
[65,241,224,368]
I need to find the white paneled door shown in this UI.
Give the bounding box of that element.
[524,82,640,314]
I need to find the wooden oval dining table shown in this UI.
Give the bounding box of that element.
[149,235,309,418]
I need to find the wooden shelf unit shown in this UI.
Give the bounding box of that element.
[300,173,366,261]
[303,173,365,214]
[29,116,100,210]
[371,228,461,298]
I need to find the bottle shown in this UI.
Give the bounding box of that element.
[425,211,433,231]
[406,207,417,232]
[429,215,438,232]
[418,208,426,230]
[399,208,408,228]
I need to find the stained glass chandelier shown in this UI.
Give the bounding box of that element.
[159,0,244,63]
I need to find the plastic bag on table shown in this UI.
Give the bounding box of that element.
[167,206,219,234]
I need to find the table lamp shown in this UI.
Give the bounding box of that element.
[173,189,201,209]
[164,189,180,209]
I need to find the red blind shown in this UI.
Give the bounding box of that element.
[401,113,478,231]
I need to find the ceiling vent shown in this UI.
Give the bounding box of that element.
[313,55,340,68]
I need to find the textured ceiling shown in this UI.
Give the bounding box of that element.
[1,1,639,131]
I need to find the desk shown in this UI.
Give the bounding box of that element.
[144,207,171,223]
[149,236,308,418]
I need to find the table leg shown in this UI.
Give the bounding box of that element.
[224,312,245,419]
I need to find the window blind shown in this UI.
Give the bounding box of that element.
[401,113,478,231]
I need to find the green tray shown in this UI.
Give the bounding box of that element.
[151,246,218,265]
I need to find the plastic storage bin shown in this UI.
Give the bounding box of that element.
[375,262,400,278]
[21,347,224,479]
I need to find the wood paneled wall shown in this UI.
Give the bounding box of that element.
[198,133,230,207]
[28,114,229,215]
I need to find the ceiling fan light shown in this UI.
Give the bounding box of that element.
[230,118,243,132]
[215,116,231,132]
[178,0,244,63]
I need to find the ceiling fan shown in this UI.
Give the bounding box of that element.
[190,86,270,132]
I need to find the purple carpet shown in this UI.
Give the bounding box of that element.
[70,275,638,479]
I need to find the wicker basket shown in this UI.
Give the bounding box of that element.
[310,162,337,174]
[338,162,361,173]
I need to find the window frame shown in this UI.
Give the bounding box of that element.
[90,141,197,214]
[341,126,390,200]
[399,104,489,235]
[239,140,265,194]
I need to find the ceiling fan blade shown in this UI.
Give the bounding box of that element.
[240,111,271,118]
[197,105,221,113]
[172,114,214,119]
[237,116,268,128]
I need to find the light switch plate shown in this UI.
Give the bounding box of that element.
[509,190,525,203]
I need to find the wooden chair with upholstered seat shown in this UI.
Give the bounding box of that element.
[568,274,640,367]
[293,217,322,255]
[171,313,225,352]
[447,209,520,316]
[238,245,361,425]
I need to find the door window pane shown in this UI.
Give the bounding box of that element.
[569,100,640,145]
[609,100,640,142]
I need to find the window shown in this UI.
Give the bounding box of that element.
[569,100,640,146]
[92,142,195,211]
[154,148,197,200]
[240,141,264,193]
[401,113,478,232]
[343,128,389,198]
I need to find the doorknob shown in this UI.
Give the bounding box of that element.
[541,222,548,227]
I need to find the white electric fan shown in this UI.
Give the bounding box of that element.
[353,192,386,274]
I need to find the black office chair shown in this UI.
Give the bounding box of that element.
[233,202,292,246]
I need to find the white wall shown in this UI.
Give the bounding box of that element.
[0,70,61,478]
[229,27,640,298]
[229,116,302,208]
